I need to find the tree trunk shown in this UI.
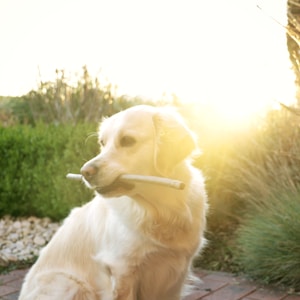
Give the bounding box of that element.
[287,0,300,105]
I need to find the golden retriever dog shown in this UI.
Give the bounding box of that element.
[19,105,208,300]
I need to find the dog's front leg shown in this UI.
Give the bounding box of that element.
[113,271,138,300]
[115,288,137,300]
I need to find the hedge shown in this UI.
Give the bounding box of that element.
[0,123,99,220]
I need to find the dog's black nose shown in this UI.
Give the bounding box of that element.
[80,163,98,181]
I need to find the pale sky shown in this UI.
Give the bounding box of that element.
[0,0,295,121]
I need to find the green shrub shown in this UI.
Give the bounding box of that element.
[19,67,148,126]
[0,123,99,220]
[194,108,300,279]
[224,109,300,286]
[235,189,300,287]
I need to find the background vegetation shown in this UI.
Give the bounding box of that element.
[0,123,97,220]
[194,108,300,288]
[1,37,300,289]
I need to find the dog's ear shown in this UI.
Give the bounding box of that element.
[152,110,197,176]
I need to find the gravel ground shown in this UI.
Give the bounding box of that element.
[0,216,60,266]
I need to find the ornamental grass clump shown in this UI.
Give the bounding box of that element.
[236,189,300,287]
[232,109,300,287]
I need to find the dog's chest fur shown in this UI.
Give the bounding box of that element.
[90,194,196,299]
[92,194,172,266]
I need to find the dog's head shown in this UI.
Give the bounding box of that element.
[80,105,197,197]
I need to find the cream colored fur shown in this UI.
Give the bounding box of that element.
[19,105,208,300]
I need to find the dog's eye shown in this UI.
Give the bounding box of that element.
[120,136,136,147]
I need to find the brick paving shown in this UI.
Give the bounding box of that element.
[0,268,299,300]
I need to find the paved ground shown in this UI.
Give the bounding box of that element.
[0,268,299,300]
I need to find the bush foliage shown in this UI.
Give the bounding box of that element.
[236,189,300,286]
[193,108,300,288]
[0,123,98,220]
[1,67,300,288]
[0,66,150,126]
[228,110,300,287]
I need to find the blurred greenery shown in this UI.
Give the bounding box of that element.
[0,123,98,220]
[235,189,300,286]
[193,108,300,289]
[1,65,300,288]
[0,66,152,126]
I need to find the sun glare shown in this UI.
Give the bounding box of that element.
[213,102,260,126]
[0,0,295,130]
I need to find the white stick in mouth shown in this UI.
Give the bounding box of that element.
[66,173,82,181]
[66,173,185,190]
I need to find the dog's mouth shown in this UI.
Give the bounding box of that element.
[95,177,134,195]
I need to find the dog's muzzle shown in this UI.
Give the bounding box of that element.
[80,162,98,183]
[80,162,134,195]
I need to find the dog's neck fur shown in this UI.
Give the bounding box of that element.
[103,162,199,251]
